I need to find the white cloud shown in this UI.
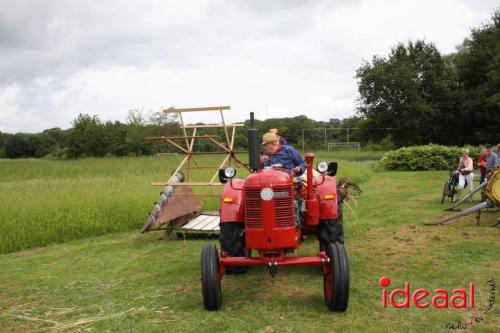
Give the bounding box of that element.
[0,0,497,132]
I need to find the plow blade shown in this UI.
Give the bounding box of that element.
[142,171,202,233]
[444,181,487,211]
[425,201,490,225]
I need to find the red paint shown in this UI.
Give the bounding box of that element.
[379,276,391,287]
[316,176,338,219]
[217,152,343,290]
[219,179,245,222]
[243,170,296,250]
[412,289,430,308]
[380,277,475,309]
[304,153,315,200]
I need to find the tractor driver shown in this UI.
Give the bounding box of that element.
[259,132,305,175]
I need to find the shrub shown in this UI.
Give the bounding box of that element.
[42,147,70,160]
[380,145,480,171]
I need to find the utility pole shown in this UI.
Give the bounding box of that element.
[302,129,305,154]
[324,128,327,150]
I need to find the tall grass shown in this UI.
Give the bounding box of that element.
[0,155,374,254]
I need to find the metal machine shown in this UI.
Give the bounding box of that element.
[200,113,349,312]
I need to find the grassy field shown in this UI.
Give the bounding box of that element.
[0,155,498,332]
[0,153,373,254]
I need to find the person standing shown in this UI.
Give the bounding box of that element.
[485,144,499,176]
[477,148,488,184]
[455,148,474,202]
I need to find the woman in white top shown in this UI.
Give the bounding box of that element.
[455,148,474,201]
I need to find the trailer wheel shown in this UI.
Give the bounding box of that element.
[201,244,222,311]
[219,222,248,274]
[323,242,349,312]
[319,198,344,250]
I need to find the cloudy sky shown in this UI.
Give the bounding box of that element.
[0,0,497,133]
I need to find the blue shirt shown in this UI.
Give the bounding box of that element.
[279,137,287,145]
[486,152,499,173]
[263,144,305,174]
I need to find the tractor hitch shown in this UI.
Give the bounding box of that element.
[268,261,279,278]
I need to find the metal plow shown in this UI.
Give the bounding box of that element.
[142,106,247,235]
[142,171,203,233]
[424,167,500,226]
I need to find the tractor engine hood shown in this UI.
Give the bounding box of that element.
[244,168,293,189]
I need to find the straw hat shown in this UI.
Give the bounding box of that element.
[462,148,470,154]
[269,128,279,134]
[261,132,279,145]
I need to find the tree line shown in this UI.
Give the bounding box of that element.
[0,111,364,158]
[355,10,500,147]
[1,10,498,159]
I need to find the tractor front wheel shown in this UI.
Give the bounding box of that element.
[319,196,344,251]
[201,244,222,311]
[323,242,349,312]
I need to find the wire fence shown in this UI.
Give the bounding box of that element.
[300,128,392,152]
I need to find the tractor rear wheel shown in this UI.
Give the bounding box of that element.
[219,222,248,274]
[323,242,350,312]
[201,244,222,311]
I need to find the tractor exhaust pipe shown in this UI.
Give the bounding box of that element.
[248,112,260,172]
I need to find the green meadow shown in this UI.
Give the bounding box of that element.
[0,153,372,254]
[0,153,498,332]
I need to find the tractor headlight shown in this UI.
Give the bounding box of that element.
[260,187,273,201]
[224,167,236,178]
[317,161,328,173]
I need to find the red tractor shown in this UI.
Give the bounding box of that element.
[201,113,349,312]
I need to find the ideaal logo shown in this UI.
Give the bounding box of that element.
[379,276,475,309]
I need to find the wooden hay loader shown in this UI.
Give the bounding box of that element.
[141,106,248,235]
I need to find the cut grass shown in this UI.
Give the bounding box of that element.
[0,154,374,254]
[0,168,498,332]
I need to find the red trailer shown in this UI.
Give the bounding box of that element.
[201,113,349,312]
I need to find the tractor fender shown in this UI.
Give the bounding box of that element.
[317,175,339,219]
[220,179,245,222]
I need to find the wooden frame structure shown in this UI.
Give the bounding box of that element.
[146,106,246,186]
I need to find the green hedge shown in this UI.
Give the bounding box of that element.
[380,145,480,171]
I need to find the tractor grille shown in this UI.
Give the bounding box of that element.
[273,186,294,227]
[244,188,262,228]
[244,186,294,228]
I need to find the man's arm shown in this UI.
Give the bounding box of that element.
[287,146,305,174]
[260,153,270,167]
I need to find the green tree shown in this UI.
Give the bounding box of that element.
[0,132,12,158]
[35,128,68,158]
[103,121,128,156]
[5,133,39,158]
[355,40,456,147]
[67,114,106,158]
[453,10,500,144]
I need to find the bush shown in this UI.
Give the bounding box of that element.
[365,135,396,151]
[42,147,70,160]
[380,144,480,171]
